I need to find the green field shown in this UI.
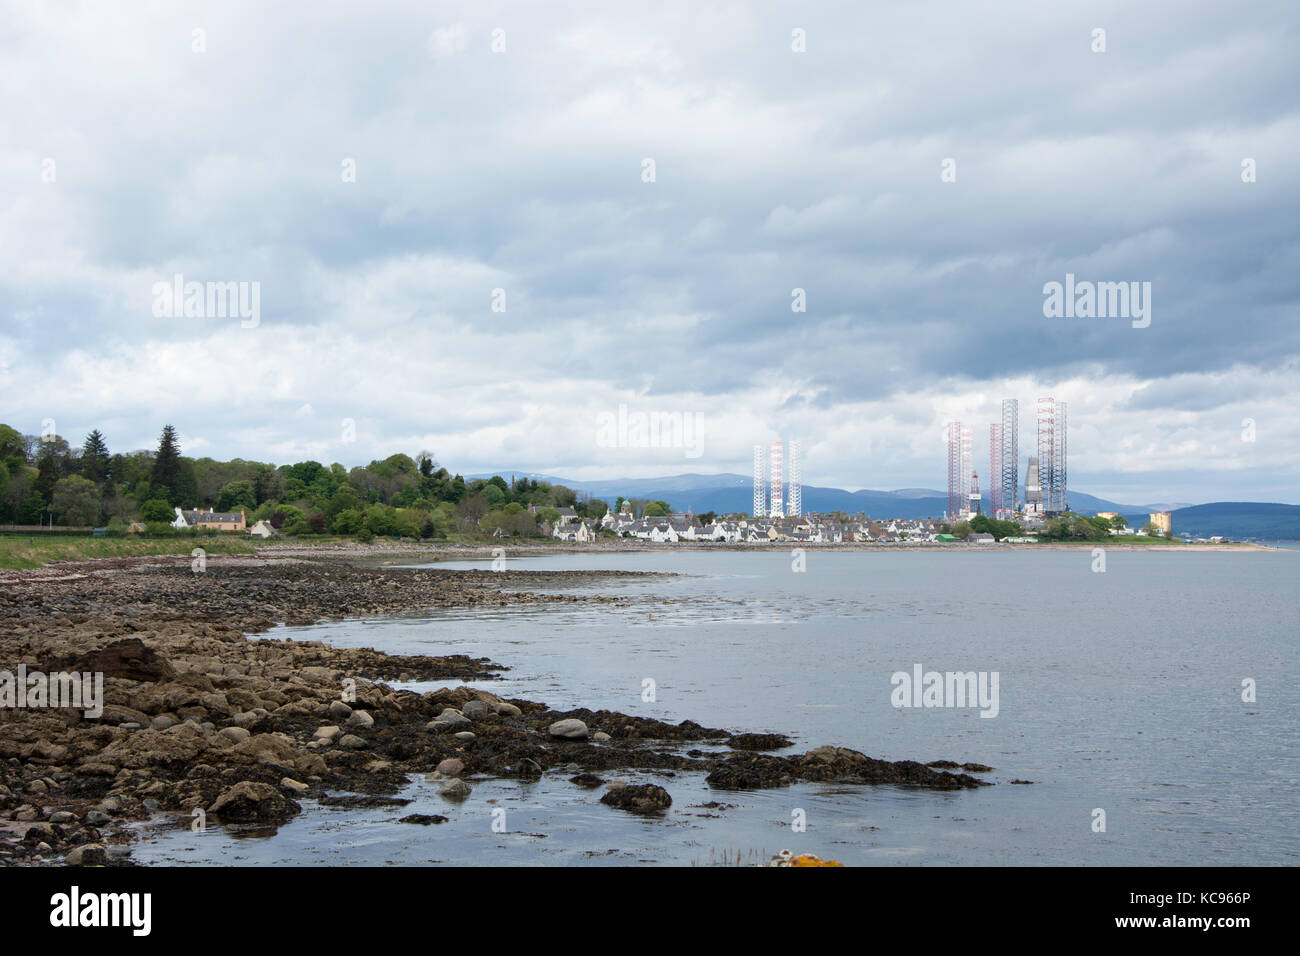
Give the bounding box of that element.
[0,534,258,570]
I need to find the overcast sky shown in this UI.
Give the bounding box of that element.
[2,1,1297,504]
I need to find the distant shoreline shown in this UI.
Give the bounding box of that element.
[256,539,1287,566]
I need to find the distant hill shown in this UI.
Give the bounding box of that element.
[469,471,1149,519]
[1166,502,1300,540]
[467,470,1297,538]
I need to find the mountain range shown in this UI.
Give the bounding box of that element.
[469,471,1300,540]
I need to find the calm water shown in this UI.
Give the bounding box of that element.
[134,549,1299,866]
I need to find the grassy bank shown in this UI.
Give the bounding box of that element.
[0,534,258,570]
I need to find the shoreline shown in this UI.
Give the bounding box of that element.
[254,539,1285,566]
[0,554,996,867]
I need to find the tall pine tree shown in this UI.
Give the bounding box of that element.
[151,424,182,504]
[82,429,109,483]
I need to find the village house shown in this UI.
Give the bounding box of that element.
[172,506,247,532]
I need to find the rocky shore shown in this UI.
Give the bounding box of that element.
[0,554,994,866]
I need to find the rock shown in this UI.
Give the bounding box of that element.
[495,702,523,718]
[14,807,40,822]
[65,844,108,867]
[48,810,77,824]
[436,709,472,730]
[453,732,476,742]
[150,715,177,731]
[600,784,672,815]
[461,700,493,720]
[513,758,544,778]
[327,700,353,720]
[436,758,464,777]
[547,718,589,740]
[338,734,367,750]
[85,810,111,825]
[727,733,792,751]
[218,727,251,744]
[344,710,374,729]
[313,725,341,742]
[208,781,301,823]
[280,777,309,794]
[67,638,175,682]
[591,732,612,743]
[438,778,472,801]
[398,814,448,825]
[569,773,604,788]
[22,822,59,844]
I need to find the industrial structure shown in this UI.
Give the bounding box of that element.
[945,422,974,520]
[999,398,1018,519]
[752,440,802,518]
[1024,457,1043,516]
[787,440,801,517]
[988,424,1002,516]
[1036,397,1068,515]
[947,395,1066,521]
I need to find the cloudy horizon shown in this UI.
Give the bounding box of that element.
[3,1,1297,505]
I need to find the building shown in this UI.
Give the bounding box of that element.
[1148,512,1172,535]
[1024,457,1043,516]
[172,507,247,532]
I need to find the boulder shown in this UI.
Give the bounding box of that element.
[438,778,472,801]
[344,710,374,729]
[208,781,301,823]
[548,718,589,740]
[600,784,672,815]
[436,709,472,729]
[67,638,174,682]
[65,844,108,867]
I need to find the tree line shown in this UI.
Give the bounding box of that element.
[0,423,608,539]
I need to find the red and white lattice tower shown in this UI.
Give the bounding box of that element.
[961,425,973,515]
